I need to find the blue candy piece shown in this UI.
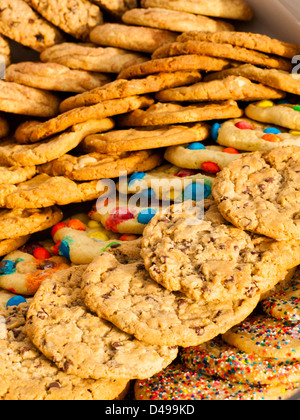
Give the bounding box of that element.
[6,295,27,308]
[211,122,221,141]
[263,127,282,135]
[59,240,71,260]
[276,99,291,105]
[128,172,146,186]
[183,183,204,201]
[203,183,212,199]
[141,188,155,199]
[137,208,158,225]
[0,259,23,276]
[187,142,206,150]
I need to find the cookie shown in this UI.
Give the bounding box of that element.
[0,0,65,52]
[81,123,210,154]
[0,165,36,185]
[15,95,154,144]
[0,236,30,258]
[117,100,243,127]
[0,80,61,118]
[122,8,234,33]
[50,212,121,265]
[0,303,130,400]
[25,265,178,380]
[117,163,214,201]
[204,65,300,96]
[164,144,242,174]
[38,150,164,181]
[90,23,177,54]
[0,34,10,66]
[117,55,231,80]
[152,41,292,72]
[141,200,300,302]
[0,207,63,241]
[5,62,112,93]
[26,0,103,40]
[215,118,300,152]
[0,174,106,209]
[245,101,300,131]
[134,364,298,400]
[40,43,149,74]
[140,0,254,21]
[261,268,300,323]
[156,76,286,103]
[177,31,300,59]
[222,314,300,360]
[0,119,115,167]
[212,146,300,240]
[81,252,260,347]
[90,195,160,235]
[0,250,69,295]
[59,71,202,113]
[90,0,137,17]
[181,336,300,386]
[0,117,9,139]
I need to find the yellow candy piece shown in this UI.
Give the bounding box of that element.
[88,232,109,242]
[290,130,300,136]
[257,100,274,108]
[88,220,101,229]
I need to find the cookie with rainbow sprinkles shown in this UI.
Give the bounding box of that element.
[222,314,300,360]
[181,336,300,386]
[134,364,299,400]
[261,268,300,323]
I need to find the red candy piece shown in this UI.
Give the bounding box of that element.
[262,133,281,143]
[67,219,86,231]
[235,121,253,130]
[33,247,51,260]
[120,234,138,241]
[223,147,239,154]
[50,241,61,255]
[51,223,66,237]
[105,208,135,233]
[175,169,197,177]
[202,162,221,174]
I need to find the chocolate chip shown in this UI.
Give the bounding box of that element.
[47,382,61,390]
[38,260,56,270]
[111,342,123,349]
[258,184,266,192]
[193,327,204,336]
[265,177,275,183]
[63,361,72,372]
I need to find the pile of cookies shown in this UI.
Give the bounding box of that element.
[0,0,300,401]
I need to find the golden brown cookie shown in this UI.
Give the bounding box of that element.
[40,42,149,74]
[140,0,254,21]
[203,64,300,96]
[0,165,36,185]
[15,96,154,144]
[0,119,115,167]
[117,54,231,79]
[5,62,112,93]
[82,123,210,153]
[38,150,164,181]
[156,75,286,102]
[0,0,65,52]
[117,100,243,127]
[0,80,61,118]
[0,207,63,241]
[0,34,10,65]
[152,41,292,71]
[26,0,103,40]
[212,146,300,241]
[90,23,177,54]
[59,71,202,112]
[122,7,234,33]
[0,236,30,257]
[0,174,106,209]
[178,31,300,59]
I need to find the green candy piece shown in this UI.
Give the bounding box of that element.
[293,106,300,112]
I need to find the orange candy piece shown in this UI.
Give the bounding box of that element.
[262,133,281,143]
[222,147,239,154]
[67,219,86,231]
[33,247,51,260]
